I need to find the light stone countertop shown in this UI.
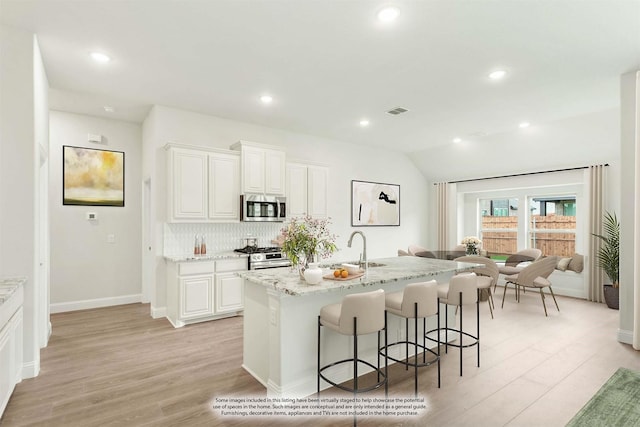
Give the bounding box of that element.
[164,251,249,262]
[0,277,26,306]
[237,256,480,296]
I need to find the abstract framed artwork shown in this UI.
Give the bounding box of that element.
[351,180,400,226]
[63,145,125,206]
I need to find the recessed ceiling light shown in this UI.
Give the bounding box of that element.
[90,52,111,63]
[519,122,530,128]
[359,119,370,127]
[377,6,400,22]
[452,138,462,143]
[103,105,115,113]
[488,69,507,80]
[260,95,273,104]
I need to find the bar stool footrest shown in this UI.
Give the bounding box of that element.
[319,358,387,394]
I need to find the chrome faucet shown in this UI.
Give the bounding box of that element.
[347,231,367,271]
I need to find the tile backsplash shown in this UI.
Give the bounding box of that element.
[163,222,285,256]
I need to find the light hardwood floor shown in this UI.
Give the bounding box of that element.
[1,288,638,426]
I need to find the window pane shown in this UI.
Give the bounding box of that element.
[480,198,518,254]
[530,197,576,257]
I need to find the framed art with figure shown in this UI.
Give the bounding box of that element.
[351,180,400,226]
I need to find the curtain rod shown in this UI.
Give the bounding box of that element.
[435,163,609,185]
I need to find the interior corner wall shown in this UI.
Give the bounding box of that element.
[0,24,40,377]
[143,105,429,312]
[49,111,142,311]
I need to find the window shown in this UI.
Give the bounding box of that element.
[479,198,518,254]
[529,197,576,257]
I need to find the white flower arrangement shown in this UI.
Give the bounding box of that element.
[461,236,482,246]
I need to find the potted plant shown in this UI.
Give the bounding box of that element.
[592,211,620,309]
[281,216,338,278]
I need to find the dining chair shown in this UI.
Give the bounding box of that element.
[500,256,559,316]
[408,245,428,256]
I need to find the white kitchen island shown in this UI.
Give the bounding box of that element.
[239,256,478,398]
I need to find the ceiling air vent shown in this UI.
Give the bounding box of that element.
[386,107,409,115]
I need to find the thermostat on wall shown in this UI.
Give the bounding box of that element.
[86,212,98,220]
[87,133,103,143]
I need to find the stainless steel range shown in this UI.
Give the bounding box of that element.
[234,246,291,270]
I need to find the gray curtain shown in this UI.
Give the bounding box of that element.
[588,164,606,303]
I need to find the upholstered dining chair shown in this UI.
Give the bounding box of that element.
[500,256,559,316]
[408,244,428,256]
[455,256,499,319]
[497,248,543,276]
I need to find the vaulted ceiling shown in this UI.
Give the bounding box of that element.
[2,0,639,153]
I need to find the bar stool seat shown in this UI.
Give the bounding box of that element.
[426,273,480,376]
[380,280,440,396]
[318,289,388,400]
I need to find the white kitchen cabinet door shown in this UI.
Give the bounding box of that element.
[209,153,240,221]
[307,165,328,218]
[214,272,244,313]
[264,149,286,196]
[286,163,308,217]
[169,148,208,221]
[179,275,214,319]
[241,146,265,194]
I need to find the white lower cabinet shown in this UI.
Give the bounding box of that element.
[214,258,246,314]
[0,286,23,419]
[167,258,247,328]
[180,275,214,320]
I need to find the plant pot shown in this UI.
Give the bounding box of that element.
[603,284,619,310]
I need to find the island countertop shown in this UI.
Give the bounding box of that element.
[237,255,479,296]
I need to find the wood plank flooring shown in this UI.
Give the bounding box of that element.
[1,289,638,426]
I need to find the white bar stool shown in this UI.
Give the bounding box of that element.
[380,280,440,396]
[426,273,480,376]
[317,289,388,400]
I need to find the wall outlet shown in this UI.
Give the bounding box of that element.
[86,212,98,220]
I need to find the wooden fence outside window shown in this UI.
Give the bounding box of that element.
[481,215,576,257]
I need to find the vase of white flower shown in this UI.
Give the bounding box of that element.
[281,216,338,280]
[461,236,481,255]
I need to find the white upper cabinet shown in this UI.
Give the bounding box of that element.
[307,165,328,218]
[286,162,328,218]
[209,153,240,220]
[166,144,240,223]
[168,147,208,221]
[232,141,286,196]
[286,163,308,217]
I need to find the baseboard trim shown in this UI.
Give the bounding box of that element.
[151,306,167,319]
[618,329,633,345]
[50,294,142,314]
[22,359,40,379]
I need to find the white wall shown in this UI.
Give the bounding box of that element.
[49,111,142,311]
[0,25,47,378]
[144,105,429,313]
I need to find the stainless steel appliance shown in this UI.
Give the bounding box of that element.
[234,246,291,270]
[241,194,286,222]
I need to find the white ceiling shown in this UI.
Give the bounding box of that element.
[1,0,639,153]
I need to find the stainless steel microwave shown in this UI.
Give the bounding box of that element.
[241,195,286,222]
